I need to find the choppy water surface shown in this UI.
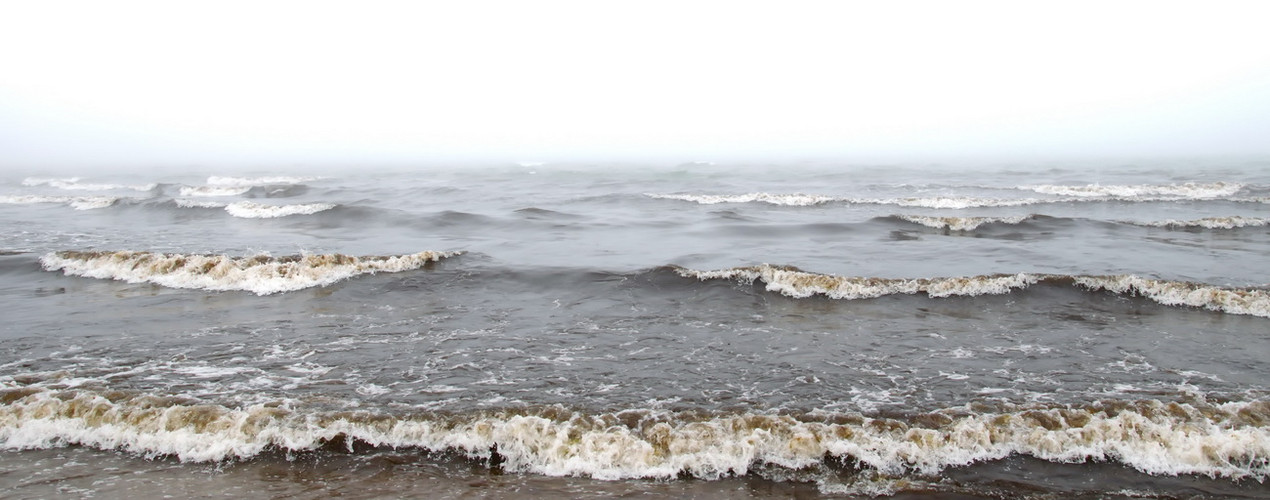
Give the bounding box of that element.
[2,161,1269,498]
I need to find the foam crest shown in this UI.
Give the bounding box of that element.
[870,197,1043,209]
[676,265,1039,299]
[22,177,156,192]
[1131,216,1269,229]
[207,176,322,187]
[0,195,118,210]
[1075,275,1270,318]
[645,193,835,206]
[178,185,251,197]
[174,199,228,209]
[1023,181,1243,199]
[1,390,1267,480]
[676,266,1270,317]
[896,215,1034,231]
[39,250,462,295]
[224,201,336,218]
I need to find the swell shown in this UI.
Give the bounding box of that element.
[1,387,1267,480]
[885,214,1269,232]
[39,250,463,295]
[674,265,1270,318]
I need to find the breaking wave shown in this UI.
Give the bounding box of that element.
[21,177,157,192]
[206,176,323,187]
[178,185,252,197]
[1,388,1267,480]
[892,215,1036,231]
[1129,216,1270,230]
[224,201,336,218]
[675,265,1270,318]
[645,193,1042,208]
[1021,182,1244,199]
[39,250,462,295]
[645,193,835,206]
[0,195,119,210]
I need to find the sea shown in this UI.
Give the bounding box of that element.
[1,160,1268,499]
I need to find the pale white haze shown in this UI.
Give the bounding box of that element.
[2,0,1269,169]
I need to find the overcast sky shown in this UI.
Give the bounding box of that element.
[2,1,1269,169]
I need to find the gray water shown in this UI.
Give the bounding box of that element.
[2,160,1269,498]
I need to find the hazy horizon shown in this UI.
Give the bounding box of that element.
[4,1,1269,172]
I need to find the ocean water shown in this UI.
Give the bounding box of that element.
[2,161,1269,498]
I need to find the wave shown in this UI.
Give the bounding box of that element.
[1,388,1266,480]
[645,193,835,206]
[891,214,1037,231]
[173,199,228,209]
[646,193,1046,208]
[1021,181,1244,199]
[0,195,119,210]
[1128,216,1270,230]
[675,265,1270,318]
[206,175,323,187]
[21,177,156,192]
[39,250,463,295]
[224,201,336,218]
[177,185,252,197]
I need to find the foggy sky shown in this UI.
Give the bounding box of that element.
[2,1,1269,170]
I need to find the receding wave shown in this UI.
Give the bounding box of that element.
[21,177,156,192]
[892,214,1037,231]
[675,265,1270,318]
[1129,216,1270,230]
[39,250,463,295]
[0,195,118,210]
[206,175,323,187]
[178,185,252,197]
[1,388,1266,480]
[224,201,336,218]
[1021,181,1244,199]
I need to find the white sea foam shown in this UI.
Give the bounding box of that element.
[0,195,118,210]
[868,197,1045,209]
[1,390,1267,480]
[174,199,227,209]
[178,185,252,197]
[896,215,1034,231]
[39,250,463,295]
[206,176,323,187]
[1022,181,1243,199]
[676,265,1270,318]
[677,265,1040,300]
[645,193,835,206]
[1130,216,1270,229]
[22,177,156,192]
[224,201,336,218]
[1074,275,1270,318]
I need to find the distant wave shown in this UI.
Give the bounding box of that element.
[1,388,1266,480]
[645,193,835,206]
[206,175,323,187]
[1020,181,1243,199]
[178,185,252,197]
[675,265,1270,318]
[39,250,462,295]
[891,214,1037,231]
[646,193,1046,208]
[0,195,118,210]
[21,177,156,192]
[224,201,336,218]
[1127,216,1270,229]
